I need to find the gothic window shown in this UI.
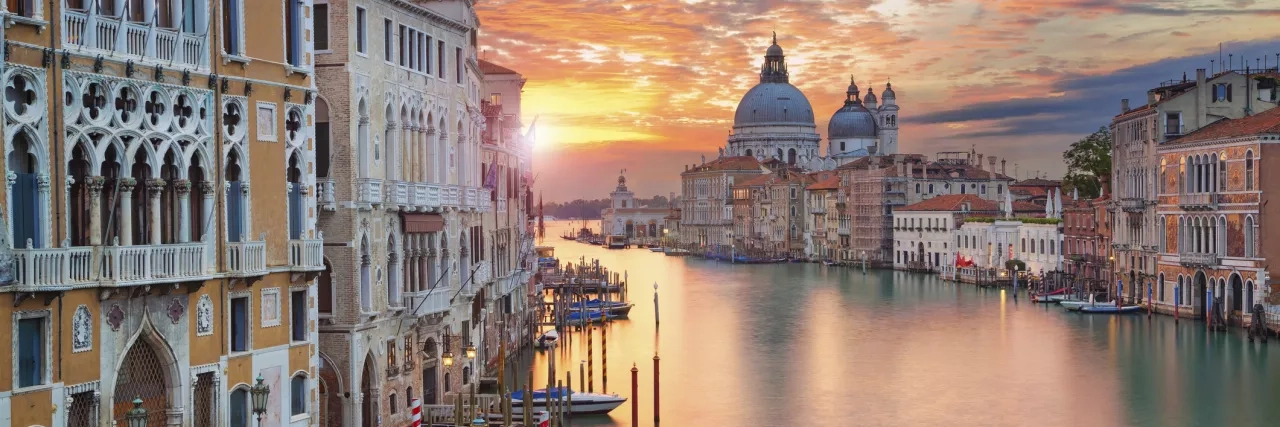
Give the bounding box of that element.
[287,152,304,239]
[225,149,246,242]
[230,388,249,427]
[1245,150,1255,190]
[291,374,307,415]
[144,88,170,131]
[1245,216,1256,258]
[223,98,246,140]
[360,237,373,312]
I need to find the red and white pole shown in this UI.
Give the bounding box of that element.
[410,398,422,427]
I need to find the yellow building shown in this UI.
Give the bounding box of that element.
[1,0,322,425]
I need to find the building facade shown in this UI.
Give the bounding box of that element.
[1152,105,1280,325]
[892,194,1042,273]
[599,173,667,240]
[679,156,764,250]
[2,0,323,425]
[1062,196,1112,292]
[1111,68,1278,305]
[311,1,493,426]
[804,173,839,261]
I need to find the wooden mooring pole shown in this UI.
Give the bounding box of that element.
[631,363,639,427]
[653,353,661,424]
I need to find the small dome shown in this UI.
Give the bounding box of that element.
[828,103,878,139]
[766,43,783,57]
[864,89,878,105]
[882,82,896,99]
[733,82,816,127]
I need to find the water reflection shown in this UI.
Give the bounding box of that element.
[523,222,1280,427]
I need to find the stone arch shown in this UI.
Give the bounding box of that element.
[359,351,379,427]
[1193,270,1207,316]
[110,316,183,427]
[1229,271,1244,316]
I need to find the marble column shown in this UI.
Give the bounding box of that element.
[201,182,216,270]
[87,177,105,246]
[148,179,165,245]
[118,179,136,246]
[177,182,191,243]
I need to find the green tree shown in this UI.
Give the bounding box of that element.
[1062,126,1112,199]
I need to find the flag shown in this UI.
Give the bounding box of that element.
[483,162,499,190]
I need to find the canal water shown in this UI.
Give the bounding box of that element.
[524,222,1280,427]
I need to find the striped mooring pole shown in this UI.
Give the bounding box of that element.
[410,398,422,427]
[602,325,608,393]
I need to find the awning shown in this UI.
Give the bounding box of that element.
[402,213,445,233]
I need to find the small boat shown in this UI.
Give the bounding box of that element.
[569,299,634,316]
[534,330,559,349]
[1031,294,1067,303]
[511,387,626,416]
[823,260,836,266]
[565,310,606,324]
[664,248,691,256]
[1059,294,1115,311]
[649,247,664,252]
[1078,305,1143,314]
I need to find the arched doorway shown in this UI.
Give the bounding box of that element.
[1194,271,1207,317]
[422,337,439,405]
[1230,274,1244,325]
[113,333,175,427]
[787,148,797,165]
[361,353,377,427]
[625,221,634,238]
[317,352,343,427]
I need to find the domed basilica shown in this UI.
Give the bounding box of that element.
[725,34,900,171]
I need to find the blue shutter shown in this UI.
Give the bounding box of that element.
[288,183,303,239]
[17,318,43,388]
[231,298,246,351]
[227,181,242,243]
[230,390,247,427]
[11,173,40,248]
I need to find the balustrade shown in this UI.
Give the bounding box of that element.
[1179,252,1219,267]
[62,9,209,68]
[101,242,210,285]
[404,289,451,317]
[12,244,96,289]
[288,238,325,271]
[226,239,267,277]
[1178,193,1217,210]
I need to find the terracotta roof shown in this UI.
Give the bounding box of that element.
[1172,106,1280,144]
[735,174,773,188]
[1013,178,1061,187]
[478,59,519,75]
[684,156,762,174]
[898,195,999,212]
[807,176,840,190]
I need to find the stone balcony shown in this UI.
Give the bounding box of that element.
[1178,193,1217,210]
[317,178,337,211]
[810,205,826,214]
[1119,198,1147,213]
[62,8,209,68]
[386,180,492,212]
[225,237,267,278]
[288,238,325,272]
[404,289,452,317]
[1180,252,1220,267]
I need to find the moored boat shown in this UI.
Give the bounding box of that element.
[511,388,626,416]
[1059,294,1115,311]
[569,299,635,317]
[664,248,691,256]
[1078,305,1142,314]
[534,330,559,350]
[649,247,664,252]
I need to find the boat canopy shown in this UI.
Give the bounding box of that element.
[511,387,572,401]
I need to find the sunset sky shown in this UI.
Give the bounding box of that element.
[475,0,1280,202]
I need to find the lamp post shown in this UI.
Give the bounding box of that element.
[126,397,147,427]
[251,373,270,425]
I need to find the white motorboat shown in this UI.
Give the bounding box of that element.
[533,330,559,349]
[649,247,664,252]
[511,387,626,416]
[1059,294,1116,311]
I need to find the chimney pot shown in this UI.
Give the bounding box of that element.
[1121,99,1130,113]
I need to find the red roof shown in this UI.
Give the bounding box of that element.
[899,194,1043,214]
[684,156,762,174]
[734,174,773,188]
[478,59,520,75]
[1173,106,1280,144]
[807,176,840,190]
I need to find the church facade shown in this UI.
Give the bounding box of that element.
[601,174,668,239]
[724,35,901,171]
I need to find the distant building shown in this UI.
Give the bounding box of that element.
[1010,178,1062,207]
[956,219,1064,278]
[1063,195,1112,292]
[600,173,668,239]
[893,195,1044,273]
[679,156,767,249]
[804,172,841,260]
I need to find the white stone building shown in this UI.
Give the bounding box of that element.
[956,220,1063,277]
[601,173,668,239]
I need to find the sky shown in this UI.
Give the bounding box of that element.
[474,0,1280,202]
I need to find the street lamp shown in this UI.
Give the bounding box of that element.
[126,397,147,427]
[251,374,270,424]
[465,344,477,360]
[443,350,455,367]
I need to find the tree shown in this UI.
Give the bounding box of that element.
[1062,126,1112,199]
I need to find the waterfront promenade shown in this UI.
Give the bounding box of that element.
[529,221,1280,427]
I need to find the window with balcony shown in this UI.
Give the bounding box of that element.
[1245,215,1256,257]
[8,132,42,248]
[222,0,243,56]
[285,0,303,66]
[230,295,249,352]
[360,238,372,312]
[354,7,366,54]
[313,1,328,51]
[225,150,246,242]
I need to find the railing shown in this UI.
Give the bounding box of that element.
[226,240,267,276]
[810,206,826,214]
[471,260,493,286]
[101,242,209,285]
[405,289,451,317]
[392,181,411,206]
[1179,193,1217,210]
[288,238,325,271]
[12,245,97,289]
[62,9,208,68]
[1180,252,1220,267]
[1119,198,1146,212]
[356,178,384,207]
[317,178,336,210]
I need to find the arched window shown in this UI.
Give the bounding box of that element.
[1245,215,1256,257]
[1245,150,1255,190]
[389,392,399,414]
[226,149,245,242]
[1158,216,1166,253]
[360,238,372,312]
[230,387,250,427]
[291,374,308,415]
[915,183,921,193]
[1178,156,1186,193]
[787,148,797,165]
[745,149,752,157]
[1159,159,1167,194]
[287,152,304,239]
[1158,273,1166,302]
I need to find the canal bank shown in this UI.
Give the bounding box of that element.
[525,221,1280,427]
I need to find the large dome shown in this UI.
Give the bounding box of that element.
[733,82,816,128]
[828,103,878,138]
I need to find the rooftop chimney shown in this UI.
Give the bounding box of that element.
[988,156,997,172]
[1001,159,1007,176]
[977,154,985,170]
[1147,91,1156,107]
[1121,99,1130,113]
